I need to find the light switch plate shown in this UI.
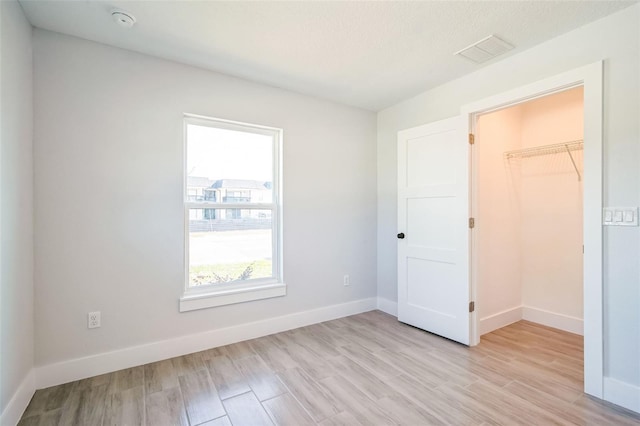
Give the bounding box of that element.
[603,207,638,226]
[604,210,613,222]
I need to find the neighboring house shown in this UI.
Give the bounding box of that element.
[211,179,272,203]
[187,177,272,221]
[186,176,215,202]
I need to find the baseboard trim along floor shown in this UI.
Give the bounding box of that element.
[35,297,377,390]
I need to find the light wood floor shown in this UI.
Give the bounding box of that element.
[19,310,640,425]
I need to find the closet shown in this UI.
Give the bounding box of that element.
[475,87,584,337]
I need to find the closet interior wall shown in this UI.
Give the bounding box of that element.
[477,87,584,335]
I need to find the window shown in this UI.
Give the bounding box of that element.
[180,114,284,312]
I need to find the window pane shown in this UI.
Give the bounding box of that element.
[189,208,273,287]
[186,124,273,203]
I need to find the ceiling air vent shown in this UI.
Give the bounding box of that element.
[454,35,514,64]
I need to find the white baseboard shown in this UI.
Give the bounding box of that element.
[376,297,398,317]
[0,369,36,426]
[521,305,583,335]
[480,306,522,335]
[604,377,640,414]
[35,297,377,390]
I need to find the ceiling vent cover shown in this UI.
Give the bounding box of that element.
[454,35,514,64]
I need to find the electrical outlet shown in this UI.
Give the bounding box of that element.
[343,275,350,286]
[88,311,101,329]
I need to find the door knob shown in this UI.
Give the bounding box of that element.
[397,233,405,239]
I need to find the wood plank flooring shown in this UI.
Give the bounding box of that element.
[19,311,640,425]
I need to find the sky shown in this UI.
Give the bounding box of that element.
[187,124,273,182]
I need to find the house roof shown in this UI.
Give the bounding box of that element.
[211,179,270,190]
[187,176,214,188]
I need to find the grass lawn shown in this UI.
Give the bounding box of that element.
[190,259,272,286]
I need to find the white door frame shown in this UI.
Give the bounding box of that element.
[461,61,604,398]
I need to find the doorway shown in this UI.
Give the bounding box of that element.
[474,87,584,339]
[463,61,603,398]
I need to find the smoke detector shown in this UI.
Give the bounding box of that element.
[112,9,136,28]
[454,35,513,64]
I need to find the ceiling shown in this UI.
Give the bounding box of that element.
[19,0,637,111]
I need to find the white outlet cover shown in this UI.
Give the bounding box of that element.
[88,311,101,329]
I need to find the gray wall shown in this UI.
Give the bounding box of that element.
[0,0,34,417]
[33,30,377,366]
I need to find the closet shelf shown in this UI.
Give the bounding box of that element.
[504,140,584,181]
[504,140,583,160]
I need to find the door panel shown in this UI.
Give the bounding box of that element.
[407,258,456,314]
[407,135,457,186]
[407,197,456,249]
[397,116,470,345]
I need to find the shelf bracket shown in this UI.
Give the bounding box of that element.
[565,144,581,181]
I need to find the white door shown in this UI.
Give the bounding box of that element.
[397,116,471,345]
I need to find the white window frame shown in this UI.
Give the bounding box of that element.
[180,114,285,312]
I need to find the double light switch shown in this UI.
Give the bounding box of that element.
[603,207,638,226]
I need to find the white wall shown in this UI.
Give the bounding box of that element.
[476,106,523,323]
[520,89,584,319]
[377,2,639,392]
[33,31,377,368]
[0,0,35,419]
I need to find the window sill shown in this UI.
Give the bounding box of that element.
[179,282,286,312]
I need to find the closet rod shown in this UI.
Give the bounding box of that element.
[504,139,584,181]
[504,140,583,160]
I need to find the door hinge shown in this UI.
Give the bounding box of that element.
[469,133,475,145]
[469,301,475,313]
[469,217,475,229]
